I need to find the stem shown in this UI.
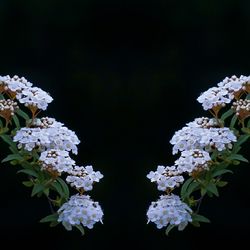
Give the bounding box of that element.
[195,195,205,213]
[47,197,55,214]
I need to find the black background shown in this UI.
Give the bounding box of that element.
[0,0,250,249]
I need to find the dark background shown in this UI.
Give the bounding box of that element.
[0,0,250,249]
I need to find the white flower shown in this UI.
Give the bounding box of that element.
[58,194,104,230]
[0,75,32,93]
[218,75,250,95]
[39,150,75,174]
[17,86,53,110]
[13,127,51,151]
[186,117,218,129]
[14,118,80,154]
[175,149,211,174]
[170,121,237,154]
[0,99,19,119]
[147,194,192,230]
[147,165,184,191]
[197,86,232,110]
[66,165,103,191]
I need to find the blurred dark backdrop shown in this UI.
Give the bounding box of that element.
[0,0,250,249]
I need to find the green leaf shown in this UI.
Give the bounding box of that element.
[230,115,238,129]
[75,225,85,236]
[1,153,23,163]
[165,224,175,236]
[0,134,15,147]
[180,178,193,199]
[192,214,210,223]
[57,177,70,199]
[206,183,219,197]
[17,169,38,177]
[212,169,233,177]
[43,188,50,196]
[232,135,250,153]
[51,181,64,197]
[186,181,200,198]
[49,221,60,227]
[221,109,234,121]
[227,154,248,163]
[22,181,34,187]
[16,109,30,120]
[216,181,228,187]
[40,213,59,223]
[31,183,45,197]
[0,118,3,127]
[12,114,20,129]
[0,93,4,100]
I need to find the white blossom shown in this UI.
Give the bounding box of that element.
[0,75,32,93]
[147,194,192,230]
[186,117,218,129]
[39,150,75,174]
[217,75,250,95]
[66,165,103,191]
[13,127,50,151]
[147,166,184,191]
[197,86,232,110]
[175,149,211,174]
[58,194,104,230]
[0,99,19,118]
[17,86,53,110]
[170,122,236,154]
[14,118,80,154]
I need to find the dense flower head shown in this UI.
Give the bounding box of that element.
[33,117,64,129]
[16,86,53,111]
[170,123,237,154]
[14,120,80,154]
[0,75,33,94]
[186,117,218,129]
[58,194,104,230]
[232,99,250,120]
[217,75,250,95]
[175,149,211,174]
[66,165,104,191]
[147,194,192,230]
[147,165,184,191]
[197,86,232,111]
[0,99,19,120]
[13,127,51,151]
[39,149,75,174]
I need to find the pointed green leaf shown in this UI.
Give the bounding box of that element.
[230,115,238,129]
[207,183,219,197]
[165,224,175,236]
[12,114,20,129]
[221,109,234,121]
[1,153,23,163]
[216,181,228,187]
[16,109,30,120]
[212,169,233,177]
[22,181,34,187]
[227,154,248,163]
[192,214,210,223]
[31,183,45,197]
[17,169,38,177]
[75,225,85,236]
[180,178,193,199]
[40,213,59,223]
[57,177,70,199]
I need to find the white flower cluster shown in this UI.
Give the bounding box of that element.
[147,194,192,230]
[175,149,211,174]
[39,150,75,174]
[0,75,32,94]
[170,121,237,154]
[14,118,80,154]
[186,117,218,128]
[147,166,184,191]
[0,99,19,117]
[232,99,250,119]
[58,194,104,230]
[197,75,250,111]
[66,165,104,191]
[0,75,52,110]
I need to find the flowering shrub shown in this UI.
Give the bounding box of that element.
[147,75,250,235]
[0,75,104,235]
